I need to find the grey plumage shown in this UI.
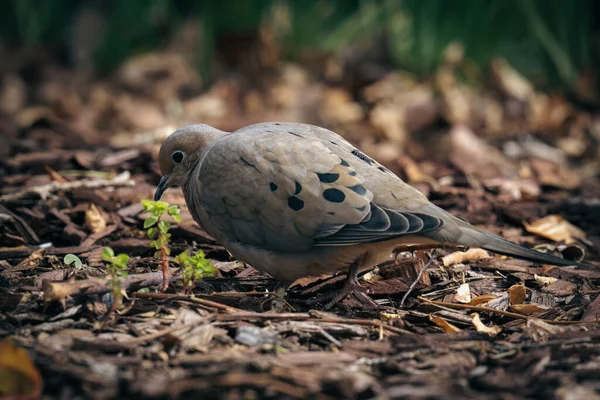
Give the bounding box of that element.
[154,122,595,283]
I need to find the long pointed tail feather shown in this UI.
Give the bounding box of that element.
[478,231,596,269]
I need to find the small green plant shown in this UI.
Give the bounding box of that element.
[63,254,83,269]
[101,247,129,320]
[174,250,217,294]
[142,200,181,291]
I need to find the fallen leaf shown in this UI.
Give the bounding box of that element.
[454,282,472,303]
[541,280,578,297]
[523,215,587,244]
[582,295,600,321]
[0,339,42,398]
[490,58,533,101]
[468,294,499,306]
[442,248,490,266]
[509,304,546,315]
[530,159,581,190]
[429,315,462,333]
[85,203,107,233]
[534,274,558,286]
[449,125,518,180]
[508,285,527,305]
[470,313,502,337]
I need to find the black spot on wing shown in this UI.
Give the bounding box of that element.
[317,173,340,183]
[323,188,346,203]
[351,149,374,165]
[378,166,391,173]
[349,184,367,195]
[294,181,302,195]
[340,159,350,167]
[349,171,357,176]
[287,196,304,211]
[270,183,278,192]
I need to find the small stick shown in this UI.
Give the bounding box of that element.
[43,270,181,304]
[134,292,243,313]
[0,171,135,202]
[418,297,600,325]
[399,250,437,307]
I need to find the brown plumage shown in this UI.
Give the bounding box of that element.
[155,122,595,305]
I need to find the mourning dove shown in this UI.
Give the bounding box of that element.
[155,122,594,306]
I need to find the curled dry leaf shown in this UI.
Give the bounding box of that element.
[467,294,499,306]
[0,339,42,398]
[455,282,472,303]
[523,215,587,244]
[508,285,527,305]
[85,203,107,233]
[442,248,490,266]
[470,313,502,337]
[509,304,546,315]
[429,315,462,333]
[534,274,558,286]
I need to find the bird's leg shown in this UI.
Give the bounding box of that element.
[323,254,379,310]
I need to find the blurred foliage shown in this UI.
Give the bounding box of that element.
[0,0,597,92]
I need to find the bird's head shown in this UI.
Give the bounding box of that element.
[154,124,227,201]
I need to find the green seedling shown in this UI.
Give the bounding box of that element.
[101,247,129,323]
[142,200,181,291]
[63,254,83,269]
[174,250,217,294]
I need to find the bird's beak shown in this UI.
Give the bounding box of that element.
[154,175,170,201]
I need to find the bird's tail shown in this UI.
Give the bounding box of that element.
[476,230,595,269]
[421,203,596,269]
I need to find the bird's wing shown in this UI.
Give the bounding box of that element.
[192,123,443,252]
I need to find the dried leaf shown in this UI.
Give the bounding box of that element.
[490,58,533,101]
[429,315,462,333]
[0,339,42,398]
[509,304,546,315]
[523,215,586,244]
[534,274,558,286]
[467,294,499,306]
[85,203,107,233]
[454,283,472,303]
[508,285,527,305]
[470,313,502,337]
[442,248,490,266]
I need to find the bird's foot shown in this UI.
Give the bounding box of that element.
[304,255,379,310]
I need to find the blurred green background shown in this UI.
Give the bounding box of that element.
[0,0,598,98]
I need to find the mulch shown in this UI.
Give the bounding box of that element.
[1,45,600,399]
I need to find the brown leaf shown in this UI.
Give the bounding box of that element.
[450,125,518,180]
[509,304,546,315]
[0,339,42,398]
[470,313,502,337]
[530,159,581,190]
[508,285,527,305]
[429,315,462,333]
[467,294,499,306]
[442,248,490,266]
[582,295,600,321]
[524,215,587,245]
[84,203,107,234]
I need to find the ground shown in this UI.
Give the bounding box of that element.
[1,48,600,399]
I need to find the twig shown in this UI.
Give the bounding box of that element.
[0,171,135,202]
[42,269,181,303]
[134,292,243,313]
[418,297,600,325]
[399,250,437,307]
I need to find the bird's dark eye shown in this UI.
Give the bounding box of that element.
[172,151,184,164]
